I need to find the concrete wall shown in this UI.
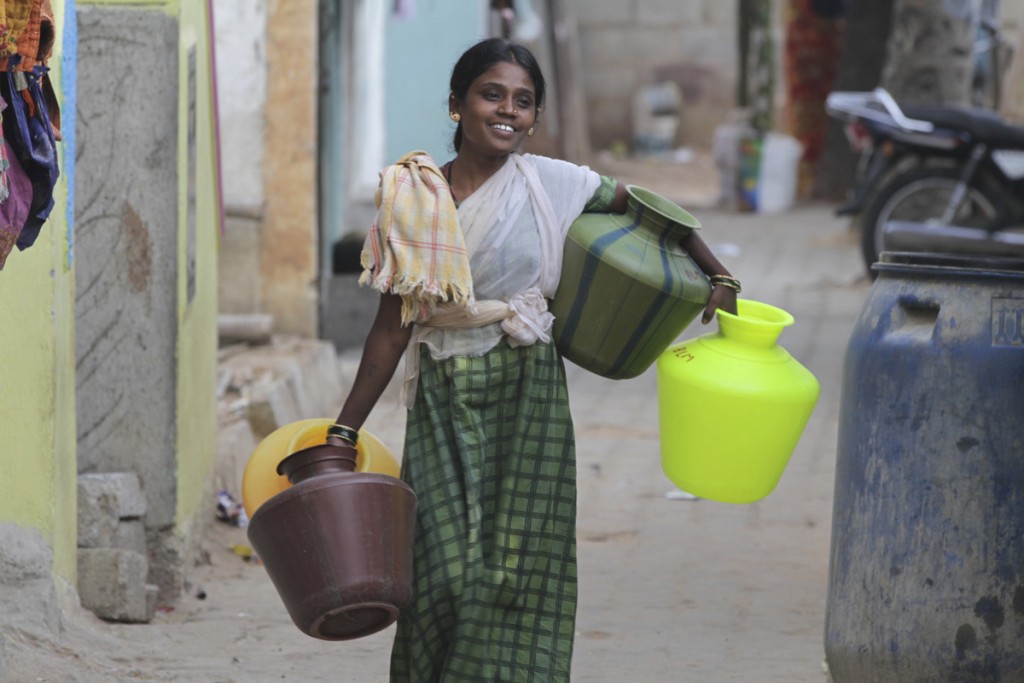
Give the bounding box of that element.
[570,0,740,151]
[212,0,317,337]
[213,0,265,317]
[210,0,266,211]
[75,0,221,601]
[75,6,180,525]
[260,0,318,337]
[0,0,77,602]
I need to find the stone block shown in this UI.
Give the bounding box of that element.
[113,519,148,556]
[570,0,632,25]
[297,339,344,416]
[78,472,147,519]
[218,213,263,315]
[0,579,60,638]
[77,477,119,548]
[247,377,303,438]
[145,584,160,622]
[705,0,739,27]
[216,418,258,495]
[77,548,151,623]
[0,526,60,636]
[0,523,52,582]
[636,0,702,25]
[277,356,318,418]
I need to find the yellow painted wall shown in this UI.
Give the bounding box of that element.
[0,0,77,585]
[174,0,220,531]
[0,0,221,590]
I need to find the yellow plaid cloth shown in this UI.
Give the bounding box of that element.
[360,151,474,326]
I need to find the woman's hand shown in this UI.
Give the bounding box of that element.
[701,283,738,324]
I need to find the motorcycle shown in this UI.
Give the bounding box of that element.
[825,87,1024,275]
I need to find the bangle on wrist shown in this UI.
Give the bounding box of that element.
[327,423,359,446]
[709,274,741,294]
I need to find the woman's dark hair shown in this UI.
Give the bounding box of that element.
[449,38,546,152]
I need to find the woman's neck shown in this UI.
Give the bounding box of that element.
[448,152,512,203]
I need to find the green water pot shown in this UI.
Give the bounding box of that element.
[550,185,712,379]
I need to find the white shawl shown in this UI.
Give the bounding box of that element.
[399,153,601,406]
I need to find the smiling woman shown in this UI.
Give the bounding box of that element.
[321,36,738,682]
[446,60,539,192]
[444,41,545,201]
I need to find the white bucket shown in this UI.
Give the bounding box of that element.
[756,133,803,214]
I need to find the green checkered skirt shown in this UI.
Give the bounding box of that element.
[390,340,577,682]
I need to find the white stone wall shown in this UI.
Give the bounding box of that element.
[570,0,789,152]
[212,0,267,212]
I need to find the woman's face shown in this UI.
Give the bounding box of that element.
[453,61,538,158]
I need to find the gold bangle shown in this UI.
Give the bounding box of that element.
[709,274,741,293]
[327,424,359,445]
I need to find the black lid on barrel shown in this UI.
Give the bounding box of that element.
[875,251,1024,276]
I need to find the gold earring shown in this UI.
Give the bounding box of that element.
[450,112,461,122]
[527,127,535,136]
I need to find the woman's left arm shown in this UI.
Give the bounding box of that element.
[609,181,737,324]
[681,229,738,323]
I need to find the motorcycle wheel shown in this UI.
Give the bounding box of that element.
[859,166,1003,276]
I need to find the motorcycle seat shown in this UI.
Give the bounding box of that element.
[903,104,1024,149]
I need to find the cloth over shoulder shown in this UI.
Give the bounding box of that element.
[359,150,475,325]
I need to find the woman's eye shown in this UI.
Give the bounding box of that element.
[517,99,533,109]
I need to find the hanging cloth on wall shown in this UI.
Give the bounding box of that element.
[1,62,59,251]
[0,0,53,73]
[0,0,39,63]
[0,0,59,266]
[0,123,34,269]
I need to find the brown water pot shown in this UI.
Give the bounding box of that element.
[247,443,416,640]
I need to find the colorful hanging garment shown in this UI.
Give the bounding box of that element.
[0,0,58,265]
[0,0,37,64]
[2,64,58,251]
[0,127,33,269]
[784,0,843,197]
[13,0,52,72]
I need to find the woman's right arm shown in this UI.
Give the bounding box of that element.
[327,292,412,447]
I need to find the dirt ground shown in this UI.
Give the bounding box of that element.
[3,152,868,682]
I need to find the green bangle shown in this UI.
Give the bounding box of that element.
[327,424,359,445]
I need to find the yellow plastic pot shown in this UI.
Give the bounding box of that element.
[657,299,819,503]
[241,418,401,518]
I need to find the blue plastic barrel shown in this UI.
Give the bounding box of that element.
[826,252,1024,682]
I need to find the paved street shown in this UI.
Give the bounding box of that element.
[568,202,868,682]
[6,198,871,681]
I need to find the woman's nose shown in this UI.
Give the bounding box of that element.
[498,97,517,115]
